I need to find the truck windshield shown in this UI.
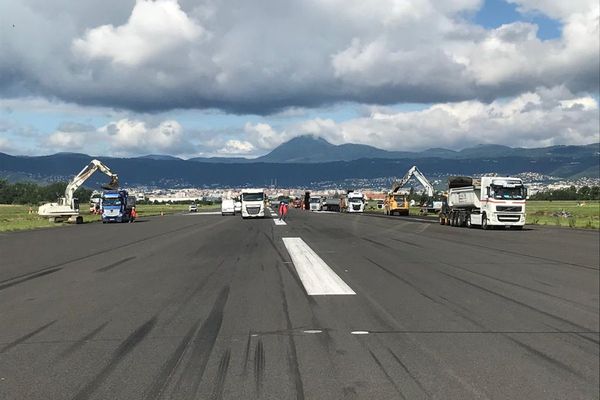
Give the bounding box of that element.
[242,193,264,202]
[491,185,526,200]
[309,198,320,203]
[393,195,405,202]
[102,198,121,206]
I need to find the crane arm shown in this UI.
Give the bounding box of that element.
[390,166,434,196]
[65,159,119,207]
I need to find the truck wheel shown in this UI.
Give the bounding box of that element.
[439,216,445,225]
[458,214,464,227]
[482,214,489,230]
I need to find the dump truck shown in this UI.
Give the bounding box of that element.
[439,176,527,230]
[101,190,136,223]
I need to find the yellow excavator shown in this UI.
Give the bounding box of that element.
[384,166,434,216]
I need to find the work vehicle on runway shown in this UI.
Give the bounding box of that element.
[341,191,366,213]
[101,190,136,223]
[221,199,235,215]
[385,166,434,216]
[439,176,527,229]
[309,195,324,211]
[188,203,198,212]
[241,189,266,218]
[38,159,119,224]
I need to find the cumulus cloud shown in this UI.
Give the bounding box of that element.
[217,139,255,155]
[99,118,192,155]
[46,131,88,151]
[72,0,204,66]
[0,0,597,113]
[262,86,599,151]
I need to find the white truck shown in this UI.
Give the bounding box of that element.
[343,191,366,213]
[309,195,324,211]
[240,189,266,218]
[439,176,527,230]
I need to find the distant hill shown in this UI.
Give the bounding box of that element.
[1,140,598,187]
[188,135,599,163]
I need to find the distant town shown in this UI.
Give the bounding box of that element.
[125,172,600,202]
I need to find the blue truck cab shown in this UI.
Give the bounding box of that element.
[101,190,135,223]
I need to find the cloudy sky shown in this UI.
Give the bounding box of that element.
[0,0,598,158]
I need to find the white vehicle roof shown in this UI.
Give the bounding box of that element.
[241,188,265,193]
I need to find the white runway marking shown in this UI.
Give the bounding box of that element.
[184,211,222,216]
[273,218,287,226]
[351,331,370,335]
[282,237,355,296]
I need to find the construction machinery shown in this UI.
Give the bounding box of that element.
[385,166,434,216]
[38,159,119,223]
[439,176,527,229]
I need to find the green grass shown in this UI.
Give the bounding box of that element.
[0,203,219,232]
[526,200,599,229]
[365,199,600,229]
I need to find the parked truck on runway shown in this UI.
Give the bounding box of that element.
[439,176,527,229]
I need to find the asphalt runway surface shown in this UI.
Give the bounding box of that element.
[0,209,598,400]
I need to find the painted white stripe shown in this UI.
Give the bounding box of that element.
[282,237,355,295]
[184,211,222,215]
[273,218,287,226]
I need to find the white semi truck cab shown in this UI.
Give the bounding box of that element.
[309,196,324,211]
[241,189,266,218]
[346,191,366,213]
[440,176,527,229]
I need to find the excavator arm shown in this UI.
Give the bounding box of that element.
[64,160,119,208]
[390,166,434,197]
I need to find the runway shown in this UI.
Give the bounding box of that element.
[0,208,598,399]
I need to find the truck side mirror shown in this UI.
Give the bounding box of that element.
[524,188,529,199]
[485,187,490,197]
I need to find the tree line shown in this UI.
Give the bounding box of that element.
[529,185,600,201]
[0,180,92,205]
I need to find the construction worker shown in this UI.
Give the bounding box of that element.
[129,206,137,223]
[279,200,289,221]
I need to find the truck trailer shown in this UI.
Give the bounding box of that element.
[439,176,527,230]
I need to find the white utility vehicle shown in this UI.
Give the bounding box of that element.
[240,189,266,218]
[221,199,236,216]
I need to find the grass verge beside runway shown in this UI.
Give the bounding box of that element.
[365,200,599,229]
[0,203,218,232]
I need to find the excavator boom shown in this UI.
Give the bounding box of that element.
[38,159,119,223]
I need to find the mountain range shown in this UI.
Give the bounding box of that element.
[0,136,598,187]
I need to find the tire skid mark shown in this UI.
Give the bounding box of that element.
[254,339,265,397]
[388,236,424,248]
[441,261,598,313]
[242,332,252,376]
[95,256,136,273]
[1,218,221,286]
[387,348,432,399]
[0,268,62,292]
[362,237,394,250]
[171,286,230,399]
[274,261,305,400]
[505,335,591,381]
[162,259,225,326]
[439,297,592,382]
[0,320,57,353]
[367,349,407,400]
[211,348,231,400]
[143,317,204,400]
[58,321,110,360]
[71,317,157,400]
[364,257,443,306]
[438,270,592,332]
